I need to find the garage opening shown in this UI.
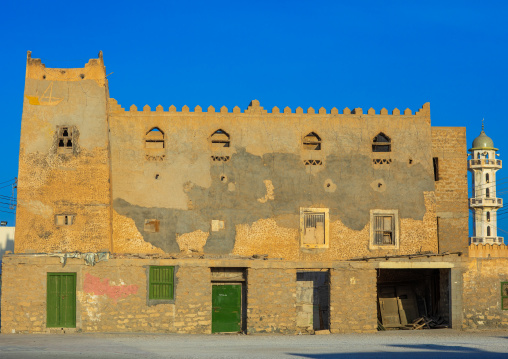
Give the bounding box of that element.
[296,270,330,333]
[377,268,450,330]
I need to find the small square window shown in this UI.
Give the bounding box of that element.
[55,214,75,226]
[370,210,399,249]
[300,208,329,248]
[144,219,160,233]
[149,266,174,300]
[57,126,73,153]
[502,282,508,310]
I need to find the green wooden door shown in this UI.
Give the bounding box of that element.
[212,284,241,333]
[47,273,76,328]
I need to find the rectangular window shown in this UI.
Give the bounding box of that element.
[502,282,508,310]
[433,157,439,181]
[55,214,75,226]
[370,210,399,249]
[149,266,174,300]
[300,208,329,248]
[57,126,73,153]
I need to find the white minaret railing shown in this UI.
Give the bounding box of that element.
[468,121,503,245]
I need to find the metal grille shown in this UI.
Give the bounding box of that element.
[304,212,325,232]
[374,215,394,245]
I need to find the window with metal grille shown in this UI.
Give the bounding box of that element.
[370,210,398,249]
[149,266,174,300]
[372,133,391,152]
[57,126,73,153]
[502,282,508,310]
[145,127,164,149]
[300,208,329,248]
[374,215,394,245]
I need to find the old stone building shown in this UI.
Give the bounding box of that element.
[1,52,507,334]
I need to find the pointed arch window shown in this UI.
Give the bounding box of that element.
[145,127,164,149]
[210,129,230,149]
[303,132,321,151]
[372,133,391,152]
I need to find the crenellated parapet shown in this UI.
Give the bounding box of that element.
[109,98,431,118]
[469,243,508,258]
[25,51,107,87]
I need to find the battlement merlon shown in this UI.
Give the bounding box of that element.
[25,51,107,87]
[109,98,431,119]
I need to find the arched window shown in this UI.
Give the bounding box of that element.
[477,152,480,159]
[145,127,164,149]
[486,173,490,183]
[210,129,230,149]
[57,126,73,153]
[303,132,321,150]
[487,226,491,236]
[372,133,391,152]
[486,188,490,198]
[487,212,491,222]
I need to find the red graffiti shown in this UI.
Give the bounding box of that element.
[83,273,138,302]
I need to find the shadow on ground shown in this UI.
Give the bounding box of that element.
[289,343,508,358]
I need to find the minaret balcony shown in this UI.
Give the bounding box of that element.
[470,237,504,245]
[468,159,502,170]
[469,197,503,208]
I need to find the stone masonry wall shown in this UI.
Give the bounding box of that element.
[330,267,377,333]
[432,127,469,253]
[462,258,508,329]
[246,268,297,333]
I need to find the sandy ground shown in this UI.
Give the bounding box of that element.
[0,329,508,358]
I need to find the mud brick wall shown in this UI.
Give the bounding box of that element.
[462,258,508,329]
[246,268,297,333]
[1,255,212,334]
[432,127,469,253]
[329,268,377,333]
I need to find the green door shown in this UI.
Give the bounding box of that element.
[47,273,76,328]
[212,284,241,333]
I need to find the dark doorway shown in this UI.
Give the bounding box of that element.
[377,268,450,329]
[296,270,330,333]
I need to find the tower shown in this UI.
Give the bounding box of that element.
[468,122,503,244]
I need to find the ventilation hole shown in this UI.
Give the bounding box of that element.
[42,75,46,79]
[66,139,72,147]
[220,175,227,182]
[58,140,64,147]
[155,174,159,179]
[409,159,413,164]
[326,183,331,188]
[80,74,85,79]
[378,183,382,187]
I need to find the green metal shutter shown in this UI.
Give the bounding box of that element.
[149,266,174,300]
[47,273,76,328]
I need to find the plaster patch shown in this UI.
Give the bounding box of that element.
[324,179,337,192]
[370,179,386,192]
[83,273,138,303]
[24,200,53,218]
[257,180,275,203]
[112,210,164,254]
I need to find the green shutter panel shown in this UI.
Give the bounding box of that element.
[149,266,174,300]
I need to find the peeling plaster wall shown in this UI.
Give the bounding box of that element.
[15,53,112,253]
[110,102,439,258]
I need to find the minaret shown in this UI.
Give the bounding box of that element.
[468,121,503,245]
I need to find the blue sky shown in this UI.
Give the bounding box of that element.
[1,0,507,235]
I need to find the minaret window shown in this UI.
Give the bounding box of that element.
[486,188,490,198]
[303,132,321,150]
[487,226,491,236]
[486,173,490,183]
[487,212,491,222]
[372,133,391,152]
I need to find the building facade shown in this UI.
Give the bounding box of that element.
[1,52,507,334]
